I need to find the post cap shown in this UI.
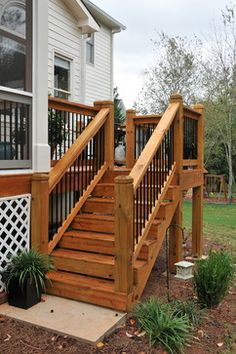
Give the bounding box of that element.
[169,93,183,103]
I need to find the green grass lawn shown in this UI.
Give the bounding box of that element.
[184,201,236,260]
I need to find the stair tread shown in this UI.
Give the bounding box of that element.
[64,230,114,240]
[52,249,114,265]
[87,198,114,203]
[48,271,115,292]
[75,214,114,221]
[52,248,147,269]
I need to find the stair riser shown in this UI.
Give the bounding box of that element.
[60,235,151,260]
[59,237,114,255]
[93,185,114,197]
[52,255,114,280]
[101,170,130,183]
[82,201,114,214]
[47,282,127,311]
[72,219,115,233]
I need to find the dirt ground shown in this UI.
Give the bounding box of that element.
[0,241,235,354]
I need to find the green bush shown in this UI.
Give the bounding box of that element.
[134,298,191,353]
[193,250,234,308]
[170,300,203,327]
[1,249,54,296]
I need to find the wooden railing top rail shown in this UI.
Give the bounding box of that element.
[183,106,201,120]
[49,107,109,192]
[129,102,179,192]
[48,96,99,116]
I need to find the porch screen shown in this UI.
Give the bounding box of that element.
[0,0,32,91]
[0,0,32,169]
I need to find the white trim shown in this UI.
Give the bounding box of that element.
[0,86,33,98]
[32,0,50,173]
[0,169,33,175]
[53,52,74,100]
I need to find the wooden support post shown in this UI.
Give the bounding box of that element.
[169,94,184,272]
[114,175,134,294]
[94,100,114,170]
[126,109,136,169]
[31,173,49,253]
[192,185,203,257]
[192,103,204,257]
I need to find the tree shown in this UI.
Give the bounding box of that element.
[113,86,125,124]
[135,32,202,113]
[203,5,236,201]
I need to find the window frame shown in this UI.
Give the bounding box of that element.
[0,0,32,93]
[53,54,72,100]
[86,33,95,65]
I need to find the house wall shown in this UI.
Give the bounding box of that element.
[48,0,113,105]
[84,25,113,105]
[48,0,82,101]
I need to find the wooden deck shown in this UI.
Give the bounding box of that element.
[0,94,204,311]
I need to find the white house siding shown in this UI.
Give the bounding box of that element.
[84,25,113,105]
[48,0,82,101]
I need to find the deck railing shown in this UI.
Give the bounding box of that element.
[48,97,99,162]
[115,95,181,293]
[31,99,114,254]
[0,91,32,169]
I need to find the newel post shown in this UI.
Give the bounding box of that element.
[94,100,114,170]
[31,173,49,253]
[169,94,184,271]
[114,176,134,294]
[191,104,205,257]
[126,109,136,169]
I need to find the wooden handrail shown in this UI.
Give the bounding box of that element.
[49,107,109,192]
[183,106,201,120]
[48,96,99,116]
[130,102,179,192]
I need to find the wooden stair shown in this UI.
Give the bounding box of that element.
[47,169,180,311]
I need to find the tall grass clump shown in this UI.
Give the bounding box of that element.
[170,300,203,327]
[193,250,234,308]
[134,298,191,353]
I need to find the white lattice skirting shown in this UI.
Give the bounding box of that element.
[0,194,31,291]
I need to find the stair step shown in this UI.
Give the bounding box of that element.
[60,230,114,255]
[47,271,127,311]
[52,249,115,280]
[93,183,114,197]
[82,198,114,214]
[101,168,130,183]
[72,214,115,233]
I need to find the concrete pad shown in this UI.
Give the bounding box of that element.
[0,295,126,344]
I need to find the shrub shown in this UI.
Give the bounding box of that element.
[134,298,191,353]
[193,250,234,308]
[1,249,54,296]
[171,300,203,327]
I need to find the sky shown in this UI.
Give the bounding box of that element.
[93,0,231,108]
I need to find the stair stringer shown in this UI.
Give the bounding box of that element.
[130,185,181,309]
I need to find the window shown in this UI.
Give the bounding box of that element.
[54,55,71,100]
[86,33,94,64]
[0,0,32,92]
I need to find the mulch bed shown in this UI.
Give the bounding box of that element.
[0,241,235,354]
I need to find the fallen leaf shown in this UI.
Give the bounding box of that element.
[126,331,134,338]
[41,297,46,302]
[197,330,204,338]
[96,342,105,349]
[58,345,63,350]
[134,330,146,337]
[4,334,11,342]
[51,336,56,342]
[129,318,136,325]
[217,343,224,348]
[0,316,5,323]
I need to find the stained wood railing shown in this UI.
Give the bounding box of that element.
[48,97,99,162]
[31,99,114,254]
[115,95,182,294]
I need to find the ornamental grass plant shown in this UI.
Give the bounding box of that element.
[134,298,191,353]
